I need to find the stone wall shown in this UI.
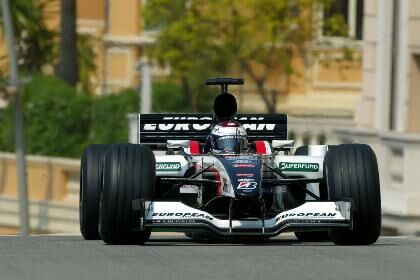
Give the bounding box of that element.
[0,153,80,234]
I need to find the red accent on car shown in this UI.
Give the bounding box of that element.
[208,167,222,195]
[219,120,241,127]
[255,141,267,154]
[189,140,200,154]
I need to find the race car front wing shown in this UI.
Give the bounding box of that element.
[132,200,352,237]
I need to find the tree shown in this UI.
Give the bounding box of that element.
[144,0,225,112]
[77,33,97,94]
[144,0,344,113]
[0,74,91,157]
[1,0,97,94]
[57,0,78,85]
[0,0,56,73]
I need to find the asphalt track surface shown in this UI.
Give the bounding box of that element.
[1,234,420,280]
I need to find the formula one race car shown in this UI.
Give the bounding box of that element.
[80,78,381,245]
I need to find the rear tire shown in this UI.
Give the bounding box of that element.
[294,145,330,242]
[80,144,109,240]
[325,144,381,245]
[294,145,309,155]
[98,144,155,244]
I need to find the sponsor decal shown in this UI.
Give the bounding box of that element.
[222,178,229,193]
[151,212,213,220]
[279,162,319,172]
[276,212,337,222]
[224,155,258,160]
[237,182,257,190]
[179,185,199,194]
[237,178,257,190]
[236,117,275,131]
[218,135,245,140]
[142,116,276,131]
[238,178,255,182]
[236,173,254,177]
[233,163,256,168]
[233,159,253,164]
[156,162,182,171]
[139,217,144,229]
[144,117,212,131]
[152,219,200,224]
[242,123,275,131]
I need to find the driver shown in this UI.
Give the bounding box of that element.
[205,121,248,154]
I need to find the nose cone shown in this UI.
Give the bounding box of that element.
[214,93,237,120]
[218,156,262,199]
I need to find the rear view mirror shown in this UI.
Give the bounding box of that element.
[167,140,190,149]
[272,140,295,149]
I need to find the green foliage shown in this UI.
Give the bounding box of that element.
[144,0,349,113]
[0,108,11,151]
[0,76,204,157]
[317,133,327,145]
[77,33,98,94]
[288,131,296,141]
[152,80,216,112]
[195,83,218,112]
[303,132,311,146]
[0,74,91,157]
[145,0,228,112]
[0,0,57,73]
[143,0,187,30]
[88,89,139,144]
[321,0,349,38]
[323,14,348,37]
[0,75,142,158]
[0,0,97,94]
[152,81,186,112]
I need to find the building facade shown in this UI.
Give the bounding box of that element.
[337,0,420,235]
[0,0,364,118]
[77,0,148,94]
[2,1,420,235]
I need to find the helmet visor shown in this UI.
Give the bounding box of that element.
[213,136,247,153]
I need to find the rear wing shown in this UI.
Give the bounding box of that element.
[136,113,287,144]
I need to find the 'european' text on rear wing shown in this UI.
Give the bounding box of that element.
[137,113,287,144]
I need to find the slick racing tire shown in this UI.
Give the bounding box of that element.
[293,145,330,242]
[99,144,155,245]
[325,144,381,245]
[80,144,109,240]
[294,145,309,156]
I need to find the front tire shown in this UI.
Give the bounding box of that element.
[80,144,109,240]
[325,144,381,245]
[98,144,155,244]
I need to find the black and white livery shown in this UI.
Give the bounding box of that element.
[80,78,381,245]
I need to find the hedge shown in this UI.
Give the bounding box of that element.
[0,75,202,158]
[0,74,91,157]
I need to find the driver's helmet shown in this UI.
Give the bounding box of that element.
[207,121,248,154]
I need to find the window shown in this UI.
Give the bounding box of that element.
[321,0,364,40]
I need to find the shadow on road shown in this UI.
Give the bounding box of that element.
[144,237,397,247]
[2,235,398,247]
